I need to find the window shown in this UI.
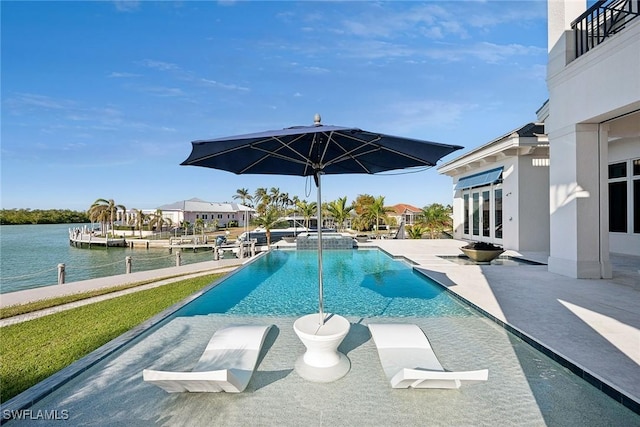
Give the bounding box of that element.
[495,189,503,239]
[463,194,469,234]
[482,190,490,237]
[609,162,626,179]
[472,193,480,236]
[635,159,640,234]
[461,179,502,242]
[635,180,640,234]
[609,182,627,232]
[608,159,640,234]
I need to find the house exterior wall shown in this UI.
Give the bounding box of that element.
[517,155,550,252]
[448,153,549,252]
[183,211,239,227]
[501,161,519,250]
[442,121,549,253]
[547,1,640,277]
[155,200,254,229]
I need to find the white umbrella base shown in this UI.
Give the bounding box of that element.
[293,313,351,382]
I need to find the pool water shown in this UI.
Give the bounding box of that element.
[175,249,473,317]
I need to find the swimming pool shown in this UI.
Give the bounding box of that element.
[9,248,638,425]
[174,249,473,318]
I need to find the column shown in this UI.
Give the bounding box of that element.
[548,123,611,278]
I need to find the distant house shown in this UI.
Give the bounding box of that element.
[438,123,549,252]
[389,204,422,227]
[156,198,254,228]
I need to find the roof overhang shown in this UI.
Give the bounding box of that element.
[437,123,547,177]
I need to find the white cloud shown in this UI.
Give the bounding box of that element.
[141,59,179,71]
[108,72,141,78]
[383,99,477,134]
[199,78,250,92]
[423,41,545,64]
[113,1,140,12]
[6,93,69,111]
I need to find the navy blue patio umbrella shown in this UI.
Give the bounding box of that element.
[181,114,463,325]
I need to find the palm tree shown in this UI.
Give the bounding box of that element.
[89,198,125,237]
[252,205,286,247]
[254,187,269,215]
[148,209,166,233]
[419,203,453,239]
[132,209,147,238]
[181,220,191,235]
[365,196,392,237]
[88,202,109,235]
[295,200,317,229]
[406,224,426,239]
[118,205,127,226]
[233,188,253,232]
[279,192,292,210]
[290,195,300,213]
[269,187,280,206]
[325,196,354,232]
[195,218,205,238]
[352,194,376,232]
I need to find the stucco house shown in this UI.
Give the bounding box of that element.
[439,0,639,279]
[389,203,423,227]
[438,123,549,252]
[156,198,253,229]
[547,0,639,278]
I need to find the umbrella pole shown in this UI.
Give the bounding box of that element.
[316,171,324,326]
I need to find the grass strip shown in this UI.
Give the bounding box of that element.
[0,273,221,403]
[0,272,216,319]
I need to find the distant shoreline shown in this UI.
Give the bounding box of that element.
[0,208,90,226]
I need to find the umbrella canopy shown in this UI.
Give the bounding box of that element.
[181,115,463,324]
[181,116,462,182]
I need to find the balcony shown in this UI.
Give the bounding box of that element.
[571,0,639,58]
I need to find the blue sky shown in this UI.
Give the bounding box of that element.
[1,1,548,211]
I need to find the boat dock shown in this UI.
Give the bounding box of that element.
[69,231,127,248]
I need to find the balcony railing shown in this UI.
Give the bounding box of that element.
[571,0,639,58]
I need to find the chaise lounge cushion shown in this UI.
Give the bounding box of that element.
[143,324,272,393]
[368,323,488,389]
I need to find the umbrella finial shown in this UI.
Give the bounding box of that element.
[314,113,321,126]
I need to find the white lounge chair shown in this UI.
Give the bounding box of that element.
[143,324,272,393]
[368,323,488,389]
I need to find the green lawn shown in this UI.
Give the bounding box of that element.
[0,273,221,403]
[0,275,192,319]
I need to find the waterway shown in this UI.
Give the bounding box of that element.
[0,223,216,294]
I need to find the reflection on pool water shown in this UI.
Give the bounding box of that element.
[175,249,473,318]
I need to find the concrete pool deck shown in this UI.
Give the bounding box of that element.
[1,239,639,425]
[373,239,640,411]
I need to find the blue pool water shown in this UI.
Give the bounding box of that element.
[175,249,473,317]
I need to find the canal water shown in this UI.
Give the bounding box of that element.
[0,223,216,294]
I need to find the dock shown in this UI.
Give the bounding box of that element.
[69,233,127,248]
